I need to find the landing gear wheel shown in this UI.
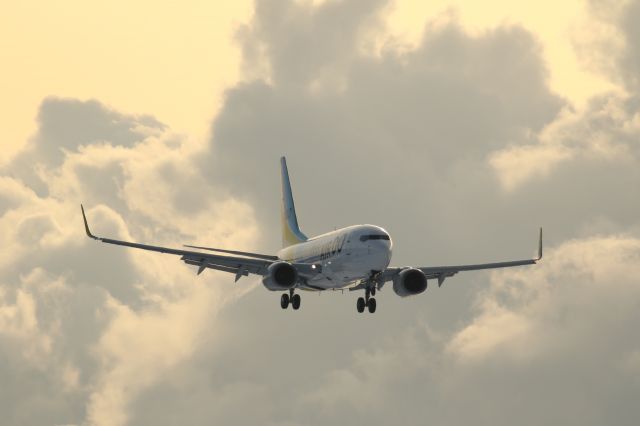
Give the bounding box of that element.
[280,293,290,309]
[357,297,366,313]
[291,294,301,310]
[367,297,377,313]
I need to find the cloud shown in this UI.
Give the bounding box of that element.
[489,93,640,191]
[281,236,640,425]
[489,0,640,191]
[578,0,640,92]
[86,285,225,426]
[2,0,640,425]
[449,235,640,362]
[236,0,389,85]
[144,1,638,425]
[489,142,573,191]
[619,0,640,90]
[6,97,165,197]
[205,0,563,255]
[0,98,257,425]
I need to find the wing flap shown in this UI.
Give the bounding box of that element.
[183,244,278,261]
[419,258,537,274]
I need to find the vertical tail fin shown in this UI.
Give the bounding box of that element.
[280,157,307,247]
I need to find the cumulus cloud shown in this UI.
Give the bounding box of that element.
[205,0,563,257]
[619,0,640,90]
[0,98,257,425]
[489,93,640,191]
[575,0,640,92]
[490,0,640,191]
[278,236,640,426]
[6,98,165,197]
[163,1,638,425]
[449,235,640,362]
[3,0,640,425]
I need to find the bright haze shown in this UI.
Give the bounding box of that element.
[1,1,639,425]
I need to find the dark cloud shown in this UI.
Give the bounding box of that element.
[205,0,563,255]
[7,97,165,196]
[147,0,640,425]
[237,0,388,85]
[131,237,640,426]
[33,97,164,162]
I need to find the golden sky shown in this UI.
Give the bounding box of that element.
[0,0,252,164]
[0,0,618,166]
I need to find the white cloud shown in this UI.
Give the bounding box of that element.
[3,1,640,425]
[489,141,573,191]
[489,92,640,190]
[0,98,258,426]
[86,285,225,426]
[450,235,640,362]
[295,235,640,425]
[124,2,640,425]
[489,0,640,191]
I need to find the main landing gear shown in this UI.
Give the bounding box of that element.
[357,286,376,314]
[281,289,301,310]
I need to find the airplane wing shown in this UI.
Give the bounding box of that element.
[81,205,317,281]
[380,228,542,287]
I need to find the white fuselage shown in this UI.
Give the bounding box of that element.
[277,225,392,290]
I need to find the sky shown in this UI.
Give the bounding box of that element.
[1,0,639,425]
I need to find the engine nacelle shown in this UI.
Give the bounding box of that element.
[393,268,428,297]
[262,261,298,291]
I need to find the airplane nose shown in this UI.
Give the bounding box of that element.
[382,231,392,250]
[379,238,392,267]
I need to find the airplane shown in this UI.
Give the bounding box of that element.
[81,156,542,314]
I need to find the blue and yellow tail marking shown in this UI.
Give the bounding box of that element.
[280,157,308,247]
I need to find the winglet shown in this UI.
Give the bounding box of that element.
[80,204,99,240]
[536,227,543,261]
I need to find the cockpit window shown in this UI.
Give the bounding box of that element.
[359,234,390,242]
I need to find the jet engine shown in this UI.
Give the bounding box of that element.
[392,268,428,297]
[262,261,298,290]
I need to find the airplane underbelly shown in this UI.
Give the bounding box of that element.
[304,246,389,290]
